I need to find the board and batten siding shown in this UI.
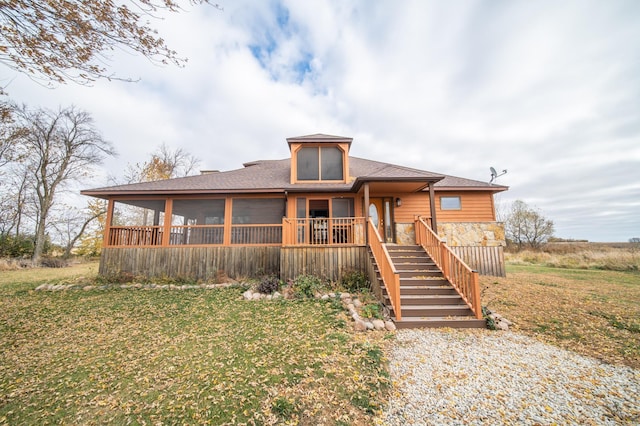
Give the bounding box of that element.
[100,247,281,280]
[280,247,369,282]
[100,246,370,282]
[436,192,496,221]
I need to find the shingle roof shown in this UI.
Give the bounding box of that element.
[82,153,507,198]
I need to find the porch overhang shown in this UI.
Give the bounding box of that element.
[352,176,443,193]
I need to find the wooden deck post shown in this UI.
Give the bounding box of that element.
[440,241,449,279]
[428,182,437,232]
[223,197,232,246]
[471,270,482,319]
[162,198,173,247]
[104,199,114,247]
[364,183,370,244]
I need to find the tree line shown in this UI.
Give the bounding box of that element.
[1,1,214,263]
[0,105,199,262]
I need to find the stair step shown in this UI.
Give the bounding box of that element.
[399,294,463,305]
[384,295,463,305]
[399,270,442,278]
[399,304,475,317]
[400,278,450,286]
[394,263,439,270]
[393,285,457,295]
[394,317,487,329]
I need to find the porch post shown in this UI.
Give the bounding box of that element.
[364,182,370,244]
[103,198,114,247]
[223,197,233,246]
[428,182,437,232]
[162,198,173,247]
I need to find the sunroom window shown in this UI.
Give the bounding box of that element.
[297,146,343,181]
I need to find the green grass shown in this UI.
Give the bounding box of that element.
[484,264,640,368]
[0,264,390,425]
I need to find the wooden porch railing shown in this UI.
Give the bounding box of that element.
[368,219,402,320]
[282,217,365,246]
[108,224,282,247]
[108,226,164,246]
[415,216,482,319]
[169,225,224,245]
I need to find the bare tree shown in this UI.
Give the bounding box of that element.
[504,200,555,250]
[0,0,220,86]
[10,105,116,262]
[51,201,106,258]
[124,142,200,183]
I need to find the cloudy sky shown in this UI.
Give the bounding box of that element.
[4,0,640,242]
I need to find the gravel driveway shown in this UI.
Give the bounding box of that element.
[378,329,639,425]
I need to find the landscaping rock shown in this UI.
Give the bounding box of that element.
[340,292,351,300]
[272,291,282,299]
[385,321,397,331]
[372,319,386,330]
[364,321,374,330]
[495,321,509,331]
[354,319,367,332]
[353,299,362,308]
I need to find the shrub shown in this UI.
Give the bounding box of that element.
[40,257,67,268]
[256,275,280,294]
[340,269,369,293]
[291,274,325,299]
[361,303,383,320]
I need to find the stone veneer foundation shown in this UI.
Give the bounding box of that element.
[394,222,506,247]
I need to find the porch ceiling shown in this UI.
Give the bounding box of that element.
[363,181,430,193]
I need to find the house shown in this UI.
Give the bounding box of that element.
[82,134,508,328]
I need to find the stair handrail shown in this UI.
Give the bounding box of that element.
[367,219,402,320]
[415,216,482,319]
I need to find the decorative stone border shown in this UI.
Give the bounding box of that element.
[242,289,396,332]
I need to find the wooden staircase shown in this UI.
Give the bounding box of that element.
[379,245,486,329]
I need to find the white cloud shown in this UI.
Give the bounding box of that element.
[3,0,639,241]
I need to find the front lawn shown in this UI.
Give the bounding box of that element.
[0,264,389,425]
[482,264,640,369]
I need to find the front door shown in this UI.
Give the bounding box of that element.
[369,197,394,243]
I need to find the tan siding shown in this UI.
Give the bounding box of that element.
[436,192,495,222]
[393,193,430,222]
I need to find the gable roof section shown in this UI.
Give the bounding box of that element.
[82,155,507,198]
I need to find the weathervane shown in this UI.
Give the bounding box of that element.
[489,167,507,184]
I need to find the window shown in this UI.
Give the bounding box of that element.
[332,198,354,217]
[296,146,343,181]
[440,196,461,210]
[232,199,285,224]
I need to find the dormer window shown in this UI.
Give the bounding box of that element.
[297,146,344,181]
[287,134,352,184]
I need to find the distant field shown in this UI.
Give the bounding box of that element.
[505,242,640,271]
[482,264,640,369]
[0,263,389,425]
